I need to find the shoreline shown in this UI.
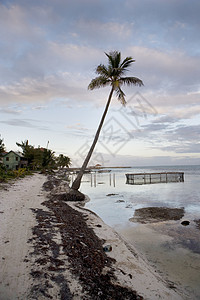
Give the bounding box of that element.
[75,204,186,299]
[0,173,187,299]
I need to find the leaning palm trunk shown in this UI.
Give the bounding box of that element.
[71,51,143,191]
[71,88,114,190]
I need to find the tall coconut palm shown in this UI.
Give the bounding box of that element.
[71,51,143,190]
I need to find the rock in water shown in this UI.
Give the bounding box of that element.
[181,220,190,226]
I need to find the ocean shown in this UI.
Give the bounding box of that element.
[77,165,200,299]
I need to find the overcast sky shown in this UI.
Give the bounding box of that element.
[0,0,200,166]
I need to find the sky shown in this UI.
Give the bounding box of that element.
[0,0,200,167]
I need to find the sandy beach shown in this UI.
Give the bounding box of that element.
[0,173,187,299]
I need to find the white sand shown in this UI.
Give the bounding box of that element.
[0,174,187,299]
[0,174,47,299]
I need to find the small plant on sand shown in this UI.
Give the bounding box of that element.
[13,168,28,178]
[0,167,33,182]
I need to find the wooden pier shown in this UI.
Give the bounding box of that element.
[126,172,184,185]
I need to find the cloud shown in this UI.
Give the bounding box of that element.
[75,20,133,47]
[31,105,47,110]
[2,0,200,57]
[171,125,200,142]
[0,0,200,163]
[65,123,89,132]
[0,72,93,105]
[152,115,178,124]
[170,106,200,120]
[0,108,22,114]
[127,46,200,93]
[49,43,103,71]
[124,0,200,52]
[159,143,200,154]
[139,123,200,154]
[64,126,91,139]
[0,118,49,130]
[1,1,200,113]
[74,151,200,167]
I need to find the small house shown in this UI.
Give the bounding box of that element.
[2,151,28,170]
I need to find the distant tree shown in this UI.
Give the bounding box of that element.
[16,140,35,166]
[72,51,143,190]
[16,140,56,170]
[41,149,56,169]
[0,137,6,156]
[56,154,71,169]
[0,137,6,172]
[31,148,43,169]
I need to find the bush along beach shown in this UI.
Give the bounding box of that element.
[0,138,71,182]
[0,166,33,183]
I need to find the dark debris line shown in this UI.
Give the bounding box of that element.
[29,206,72,300]
[28,177,143,299]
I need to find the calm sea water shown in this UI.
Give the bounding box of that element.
[77,165,200,299]
[79,165,200,227]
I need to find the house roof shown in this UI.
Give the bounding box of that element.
[2,150,24,158]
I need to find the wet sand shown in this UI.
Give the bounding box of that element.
[0,173,186,299]
[120,207,200,299]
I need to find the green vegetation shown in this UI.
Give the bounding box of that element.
[56,154,71,169]
[0,138,71,182]
[72,51,143,190]
[0,137,5,154]
[16,140,71,171]
[0,166,33,183]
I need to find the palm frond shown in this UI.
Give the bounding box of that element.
[105,52,114,70]
[96,64,109,77]
[114,52,121,68]
[105,52,136,78]
[88,76,111,90]
[120,56,135,70]
[120,77,144,86]
[105,51,121,69]
[115,86,126,106]
[89,51,143,94]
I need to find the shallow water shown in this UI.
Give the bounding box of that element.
[77,165,200,299]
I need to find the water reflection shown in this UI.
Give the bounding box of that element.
[89,172,116,187]
[69,171,117,188]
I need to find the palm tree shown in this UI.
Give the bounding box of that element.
[57,154,71,169]
[71,51,143,190]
